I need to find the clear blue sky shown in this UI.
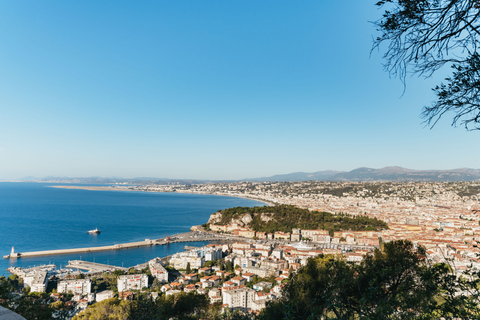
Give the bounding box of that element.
[0,1,478,180]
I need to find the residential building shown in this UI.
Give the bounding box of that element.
[57,279,92,295]
[149,258,169,283]
[223,287,256,312]
[117,274,148,292]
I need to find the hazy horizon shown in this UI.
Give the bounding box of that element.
[2,165,480,181]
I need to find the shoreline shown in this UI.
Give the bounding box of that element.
[2,184,268,275]
[49,185,276,206]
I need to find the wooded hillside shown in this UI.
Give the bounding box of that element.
[213,205,388,235]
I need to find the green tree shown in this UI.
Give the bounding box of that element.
[8,274,20,288]
[15,293,54,320]
[113,270,125,277]
[51,301,70,320]
[374,0,480,130]
[170,292,209,319]
[0,276,15,308]
[74,292,210,320]
[75,273,85,280]
[186,262,191,274]
[151,278,163,291]
[259,240,474,320]
[128,294,164,320]
[225,261,233,272]
[73,298,130,320]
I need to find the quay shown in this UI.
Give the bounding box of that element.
[3,239,163,259]
[3,230,231,259]
[66,260,127,272]
[184,245,201,251]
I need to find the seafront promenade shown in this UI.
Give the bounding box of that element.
[3,230,236,259]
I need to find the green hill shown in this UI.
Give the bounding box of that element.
[209,205,388,236]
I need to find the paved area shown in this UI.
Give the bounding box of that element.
[0,306,26,320]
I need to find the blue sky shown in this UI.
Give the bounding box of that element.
[0,1,478,180]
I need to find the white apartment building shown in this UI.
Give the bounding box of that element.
[241,266,278,278]
[301,229,329,239]
[117,274,148,292]
[57,279,92,295]
[223,287,256,313]
[170,251,204,270]
[148,258,169,283]
[202,247,223,261]
[24,271,48,293]
[96,290,114,302]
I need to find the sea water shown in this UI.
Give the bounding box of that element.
[0,182,264,275]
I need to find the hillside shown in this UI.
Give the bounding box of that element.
[208,205,388,235]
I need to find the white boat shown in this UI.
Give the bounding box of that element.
[87,228,101,234]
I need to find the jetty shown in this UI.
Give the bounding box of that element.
[66,260,127,272]
[3,231,231,259]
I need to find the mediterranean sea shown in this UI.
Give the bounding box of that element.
[0,182,264,276]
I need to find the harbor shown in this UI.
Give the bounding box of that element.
[3,230,234,260]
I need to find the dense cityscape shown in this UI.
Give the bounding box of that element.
[131,181,480,271]
[3,181,480,318]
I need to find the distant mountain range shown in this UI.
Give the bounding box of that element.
[246,167,480,182]
[247,170,343,182]
[12,167,480,184]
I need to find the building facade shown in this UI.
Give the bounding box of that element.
[57,279,92,295]
[222,287,256,312]
[117,274,148,292]
[149,258,169,283]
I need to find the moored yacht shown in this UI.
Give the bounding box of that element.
[87,228,101,234]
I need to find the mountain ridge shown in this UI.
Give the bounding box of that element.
[245,166,480,182]
[7,167,480,184]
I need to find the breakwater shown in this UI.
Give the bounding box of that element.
[3,231,231,259]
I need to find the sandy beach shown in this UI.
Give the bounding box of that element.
[49,185,275,206]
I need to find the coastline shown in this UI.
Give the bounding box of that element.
[1,183,265,275]
[49,185,276,206]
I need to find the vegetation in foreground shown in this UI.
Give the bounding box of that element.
[73,292,215,320]
[214,205,388,235]
[259,240,480,320]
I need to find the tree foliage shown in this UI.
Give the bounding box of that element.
[217,205,388,235]
[74,292,210,320]
[259,240,480,319]
[374,0,480,130]
[0,276,54,320]
[73,298,130,320]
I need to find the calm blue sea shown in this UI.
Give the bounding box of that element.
[0,182,264,276]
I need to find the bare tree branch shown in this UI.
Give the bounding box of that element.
[374,0,480,130]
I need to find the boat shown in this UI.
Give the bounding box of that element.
[87,228,101,234]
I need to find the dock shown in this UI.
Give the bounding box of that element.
[66,260,127,272]
[3,239,163,259]
[3,231,232,259]
[184,245,201,251]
